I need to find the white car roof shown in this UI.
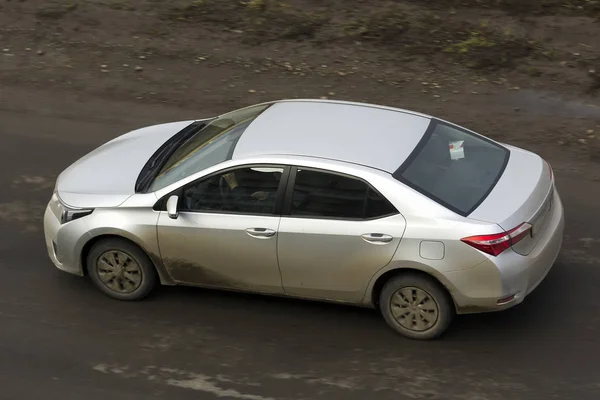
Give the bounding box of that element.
[231,99,432,173]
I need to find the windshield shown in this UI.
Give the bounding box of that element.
[394,120,509,216]
[149,104,271,191]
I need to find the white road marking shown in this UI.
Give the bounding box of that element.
[0,201,45,231]
[12,175,55,191]
[92,364,275,400]
[270,373,359,390]
[562,249,600,265]
[579,237,600,248]
[166,375,273,400]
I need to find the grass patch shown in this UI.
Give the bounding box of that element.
[163,1,239,24]
[103,1,137,11]
[164,0,329,42]
[164,1,538,70]
[244,1,329,42]
[407,0,600,17]
[344,4,411,43]
[445,33,496,54]
[35,2,78,19]
[444,31,534,69]
[344,3,535,70]
[509,0,600,15]
[499,0,600,16]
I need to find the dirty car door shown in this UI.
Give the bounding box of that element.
[277,168,406,302]
[157,165,288,293]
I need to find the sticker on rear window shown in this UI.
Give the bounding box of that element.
[449,140,465,160]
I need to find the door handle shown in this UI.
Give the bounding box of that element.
[361,233,393,243]
[245,228,276,238]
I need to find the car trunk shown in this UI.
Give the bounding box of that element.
[468,145,554,255]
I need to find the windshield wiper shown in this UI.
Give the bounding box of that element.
[135,121,207,193]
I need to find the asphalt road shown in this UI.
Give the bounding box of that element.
[1,87,600,400]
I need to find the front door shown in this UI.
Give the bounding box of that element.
[277,168,406,302]
[157,165,287,294]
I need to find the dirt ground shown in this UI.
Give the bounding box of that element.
[1,0,600,175]
[3,3,600,399]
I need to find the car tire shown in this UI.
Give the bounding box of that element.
[86,238,158,301]
[379,273,454,340]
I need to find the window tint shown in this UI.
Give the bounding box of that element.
[182,166,284,215]
[365,188,397,219]
[290,169,396,219]
[395,120,509,216]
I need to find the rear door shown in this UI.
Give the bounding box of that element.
[276,167,406,303]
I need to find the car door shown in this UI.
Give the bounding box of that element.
[277,167,406,303]
[156,165,289,294]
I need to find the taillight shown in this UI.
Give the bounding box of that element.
[545,160,553,181]
[461,223,532,256]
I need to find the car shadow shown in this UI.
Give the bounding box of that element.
[145,259,575,344]
[44,252,589,346]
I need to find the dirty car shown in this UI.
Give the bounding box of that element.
[43,99,564,340]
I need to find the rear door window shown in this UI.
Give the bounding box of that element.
[289,169,397,220]
[394,120,509,216]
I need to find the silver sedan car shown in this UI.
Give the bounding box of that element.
[44,99,564,339]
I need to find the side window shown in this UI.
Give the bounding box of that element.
[290,169,397,219]
[365,188,397,219]
[182,166,284,215]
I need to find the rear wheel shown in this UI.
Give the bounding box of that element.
[379,273,454,340]
[86,238,157,301]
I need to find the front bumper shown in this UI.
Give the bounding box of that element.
[448,188,565,314]
[43,196,91,276]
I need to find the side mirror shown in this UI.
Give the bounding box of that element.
[166,195,179,219]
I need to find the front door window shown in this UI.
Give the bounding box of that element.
[182,166,284,215]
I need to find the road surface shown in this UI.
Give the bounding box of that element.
[1,87,599,400]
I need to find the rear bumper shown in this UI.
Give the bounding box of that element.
[448,188,564,314]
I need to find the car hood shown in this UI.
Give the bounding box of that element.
[56,120,195,208]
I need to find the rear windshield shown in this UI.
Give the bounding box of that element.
[394,120,509,216]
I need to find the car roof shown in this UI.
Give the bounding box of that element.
[231,99,433,173]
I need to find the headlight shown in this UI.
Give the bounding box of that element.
[55,195,94,224]
[60,206,94,224]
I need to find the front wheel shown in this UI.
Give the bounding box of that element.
[379,273,454,340]
[86,238,158,301]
